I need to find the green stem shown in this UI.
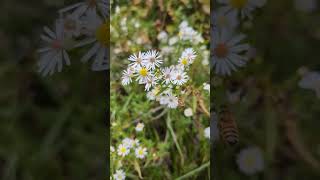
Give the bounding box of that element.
[175,162,210,180]
[166,111,184,166]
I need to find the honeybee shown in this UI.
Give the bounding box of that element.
[218,106,239,146]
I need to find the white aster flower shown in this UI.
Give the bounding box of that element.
[167,94,179,109]
[37,19,71,76]
[212,29,250,76]
[182,48,197,61]
[128,51,145,69]
[76,11,108,71]
[117,144,130,157]
[172,70,189,85]
[59,0,109,18]
[143,50,162,70]
[135,123,145,132]
[144,76,158,91]
[135,146,147,159]
[161,67,174,84]
[217,0,266,19]
[121,67,134,86]
[184,108,193,117]
[204,126,210,139]
[113,169,126,180]
[236,147,264,175]
[136,66,153,84]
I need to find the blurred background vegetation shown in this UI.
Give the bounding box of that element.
[0,0,106,179]
[213,0,320,179]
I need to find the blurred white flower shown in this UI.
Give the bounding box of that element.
[167,94,179,109]
[161,46,174,55]
[236,146,264,175]
[212,7,239,32]
[212,29,250,76]
[203,83,210,92]
[113,169,126,180]
[157,31,168,42]
[298,70,320,98]
[37,19,71,76]
[168,36,179,45]
[135,123,145,132]
[217,0,266,19]
[204,126,210,139]
[178,21,203,44]
[135,146,147,159]
[122,138,135,149]
[62,12,82,38]
[76,11,108,71]
[184,108,193,117]
[110,146,115,153]
[117,144,130,157]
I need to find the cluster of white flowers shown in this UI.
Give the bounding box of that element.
[116,137,147,158]
[111,137,148,180]
[111,122,149,180]
[212,0,266,76]
[37,0,108,76]
[178,21,204,44]
[121,47,197,109]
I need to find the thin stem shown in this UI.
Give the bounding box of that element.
[175,162,210,180]
[166,111,184,166]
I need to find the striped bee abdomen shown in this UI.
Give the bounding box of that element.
[219,106,239,146]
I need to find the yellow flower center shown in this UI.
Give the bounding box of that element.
[120,147,127,153]
[230,0,248,9]
[138,149,144,155]
[95,22,109,47]
[181,58,188,65]
[139,68,148,77]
